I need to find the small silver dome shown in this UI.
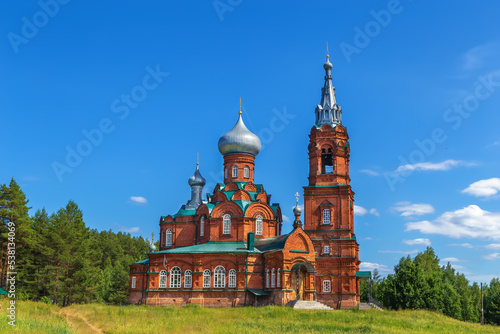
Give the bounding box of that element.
[324,59,332,70]
[149,242,157,252]
[293,204,302,215]
[188,165,206,186]
[218,114,261,156]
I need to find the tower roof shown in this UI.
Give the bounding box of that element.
[315,43,342,127]
[218,111,261,157]
[188,158,206,187]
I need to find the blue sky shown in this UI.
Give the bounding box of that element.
[1,1,500,283]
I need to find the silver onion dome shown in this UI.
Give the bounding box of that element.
[293,204,302,215]
[188,165,206,186]
[218,114,261,156]
[324,59,333,70]
[149,241,156,252]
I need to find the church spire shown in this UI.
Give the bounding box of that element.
[315,43,342,127]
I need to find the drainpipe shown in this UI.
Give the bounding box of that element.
[145,259,150,305]
[244,232,254,306]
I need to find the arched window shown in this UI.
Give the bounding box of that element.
[265,269,270,289]
[323,280,331,293]
[244,166,249,178]
[271,268,275,288]
[166,229,173,247]
[228,269,236,288]
[203,269,211,288]
[214,266,225,288]
[323,209,331,225]
[223,214,231,235]
[321,148,333,174]
[170,267,181,288]
[224,167,228,179]
[131,276,136,289]
[256,215,263,236]
[159,270,167,288]
[232,165,238,178]
[277,269,280,288]
[200,217,205,237]
[184,270,192,288]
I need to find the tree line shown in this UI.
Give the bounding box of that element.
[0,178,150,305]
[361,247,500,325]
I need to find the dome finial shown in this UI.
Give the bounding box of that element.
[326,41,329,60]
[149,232,156,252]
[239,97,242,115]
[196,152,199,167]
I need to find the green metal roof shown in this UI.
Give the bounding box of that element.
[232,200,252,212]
[0,287,8,295]
[356,271,371,278]
[254,232,291,253]
[247,289,272,296]
[173,207,196,217]
[151,242,261,254]
[223,190,236,200]
[131,258,149,265]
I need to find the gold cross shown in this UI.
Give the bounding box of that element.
[295,192,300,205]
[151,232,154,243]
[197,152,199,166]
[326,42,329,59]
[239,97,242,115]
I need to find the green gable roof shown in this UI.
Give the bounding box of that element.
[254,232,291,253]
[131,258,149,265]
[151,241,261,254]
[173,207,196,217]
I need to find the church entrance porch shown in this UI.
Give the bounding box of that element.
[291,262,315,301]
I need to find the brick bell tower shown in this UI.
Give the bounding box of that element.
[303,47,360,308]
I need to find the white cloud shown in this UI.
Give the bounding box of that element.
[360,169,379,176]
[461,178,500,198]
[483,253,500,260]
[130,196,148,204]
[379,249,419,255]
[488,141,500,147]
[441,263,466,270]
[485,243,500,250]
[405,205,500,240]
[462,42,499,71]
[395,159,471,174]
[392,201,435,217]
[441,257,461,262]
[363,237,372,241]
[359,262,391,273]
[403,238,431,246]
[448,243,474,249]
[354,205,379,217]
[282,214,290,223]
[354,205,367,216]
[117,225,141,233]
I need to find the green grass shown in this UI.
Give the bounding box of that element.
[1,300,499,333]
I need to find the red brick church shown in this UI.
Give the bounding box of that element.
[128,52,366,308]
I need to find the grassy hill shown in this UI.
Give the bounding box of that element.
[1,300,498,333]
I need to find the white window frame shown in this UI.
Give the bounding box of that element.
[170,267,181,288]
[223,214,231,235]
[244,166,249,178]
[265,269,270,289]
[166,228,172,247]
[271,268,275,288]
[323,245,330,255]
[159,270,167,288]
[323,209,331,225]
[200,217,205,237]
[228,269,236,288]
[277,269,280,288]
[131,276,136,289]
[214,266,225,288]
[232,165,238,178]
[184,270,192,288]
[203,269,211,288]
[323,280,331,293]
[256,215,263,236]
